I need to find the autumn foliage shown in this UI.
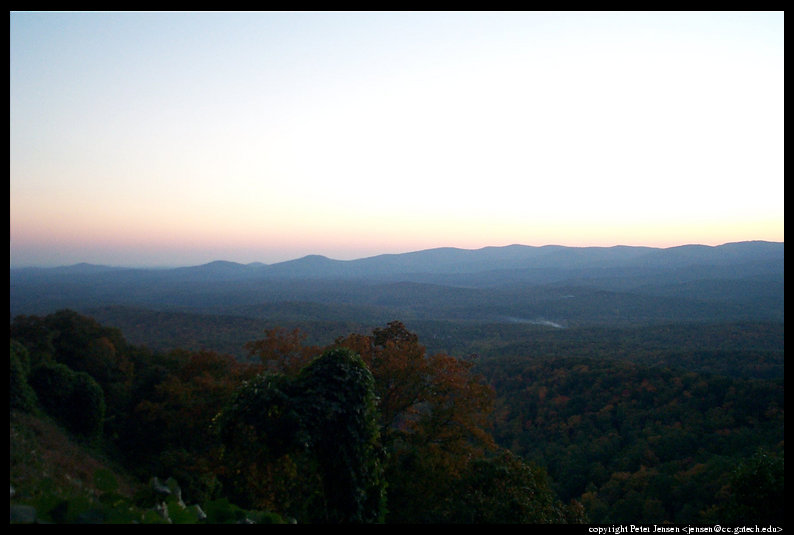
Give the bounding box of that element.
[241,320,576,522]
[10,309,783,524]
[244,327,318,376]
[3,311,644,523]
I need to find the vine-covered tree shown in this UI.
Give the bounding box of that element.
[292,348,386,523]
[216,347,386,523]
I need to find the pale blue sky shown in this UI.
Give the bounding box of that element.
[10,11,784,267]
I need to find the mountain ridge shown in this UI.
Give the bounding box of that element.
[10,240,783,325]
[10,240,783,276]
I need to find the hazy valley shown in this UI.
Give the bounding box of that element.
[10,241,784,351]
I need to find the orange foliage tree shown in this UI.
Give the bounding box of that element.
[335,324,497,520]
[244,327,319,376]
[131,349,260,502]
[334,322,495,464]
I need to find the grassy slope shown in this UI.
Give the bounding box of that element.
[10,410,144,515]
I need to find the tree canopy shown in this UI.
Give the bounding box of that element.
[215,347,386,523]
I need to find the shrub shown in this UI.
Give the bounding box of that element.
[10,340,37,412]
[68,371,106,438]
[28,362,106,439]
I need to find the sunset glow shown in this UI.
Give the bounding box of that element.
[10,11,784,267]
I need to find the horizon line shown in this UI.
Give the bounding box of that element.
[9,239,783,271]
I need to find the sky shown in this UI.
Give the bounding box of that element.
[10,11,784,267]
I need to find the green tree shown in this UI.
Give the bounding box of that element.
[28,362,78,423]
[11,310,135,442]
[446,451,585,523]
[215,371,313,516]
[69,370,106,438]
[28,361,105,439]
[10,339,37,412]
[294,348,386,523]
[216,348,386,523]
[708,449,784,525]
[9,314,56,366]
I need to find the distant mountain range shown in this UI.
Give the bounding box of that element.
[10,241,784,327]
[11,240,784,279]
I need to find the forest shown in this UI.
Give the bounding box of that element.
[9,242,784,524]
[9,311,783,524]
